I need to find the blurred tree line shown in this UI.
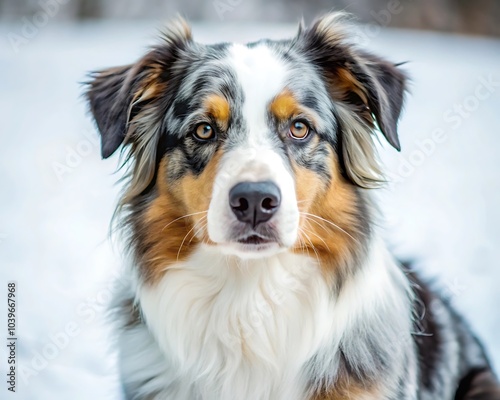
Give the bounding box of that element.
[1,0,499,36]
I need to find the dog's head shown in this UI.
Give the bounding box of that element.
[86,13,406,282]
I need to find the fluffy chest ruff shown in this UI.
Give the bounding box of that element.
[139,249,333,400]
[122,241,414,400]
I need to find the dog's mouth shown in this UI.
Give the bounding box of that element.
[217,224,285,258]
[220,233,282,258]
[237,234,272,245]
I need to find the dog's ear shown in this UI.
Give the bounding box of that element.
[353,51,406,151]
[85,16,192,159]
[296,13,407,188]
[299,13,407,151]
[86,64,136,158]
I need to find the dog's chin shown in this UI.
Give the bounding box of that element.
[218,237,286,259]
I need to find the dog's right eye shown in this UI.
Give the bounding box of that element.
[193,123,216,141]
[288,120,310,140]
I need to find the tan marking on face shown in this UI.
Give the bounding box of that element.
[139,151,222,283]
[270,90,321,134]
[175,150,222,225]
[292,147,363,283]
[269,90,301,121]
[293,145,325,214]
[204,94,231,128]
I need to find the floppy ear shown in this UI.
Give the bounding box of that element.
[354,51,406,151]
[297,13,407,188]
[300,13,407,151]
[86,65,136,158]
[85,16,193,160]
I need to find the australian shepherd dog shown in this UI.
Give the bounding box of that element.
[85,13,500,400]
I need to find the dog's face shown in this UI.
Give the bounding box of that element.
[87,14,406,281]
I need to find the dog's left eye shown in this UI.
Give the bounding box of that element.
[194,123,216,141]
[289,120,310,140]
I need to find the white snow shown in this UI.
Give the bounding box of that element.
[0,21,499,399]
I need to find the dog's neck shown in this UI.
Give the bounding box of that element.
[136,236,414,400]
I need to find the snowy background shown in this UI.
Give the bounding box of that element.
[1,16,499,400]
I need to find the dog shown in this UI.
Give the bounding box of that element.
[85,13,500,400]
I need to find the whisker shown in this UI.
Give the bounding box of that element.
[161,210,208,232]
[297,235,309,257]
[302,220,331,252]
[189,218,208,245]
[300,212,361,244]
[176,219,204,261]
[299,228,321,266]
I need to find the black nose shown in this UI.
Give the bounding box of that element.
[229,181,281,227]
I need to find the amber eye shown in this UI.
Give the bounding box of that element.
[194,123,216,141]
[289,120,310,140]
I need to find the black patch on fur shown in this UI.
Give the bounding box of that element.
[137,130,183,198]
[406,268,442,390]
[403,263,500,398]
[301,91,320,110]
[455,368,500,400]
[185,148,217,175]
[172,98,193,120]
[86,65,135,158]
[358,51,407,151]
[121,298,142,328]
[292,140,332,179]
[328,108,365,187]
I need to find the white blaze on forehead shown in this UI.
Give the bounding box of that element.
[228,43,289,140]
[207,44,299,250]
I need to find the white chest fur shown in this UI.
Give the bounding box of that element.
[138,246,335,400]
[135,240,412,400]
